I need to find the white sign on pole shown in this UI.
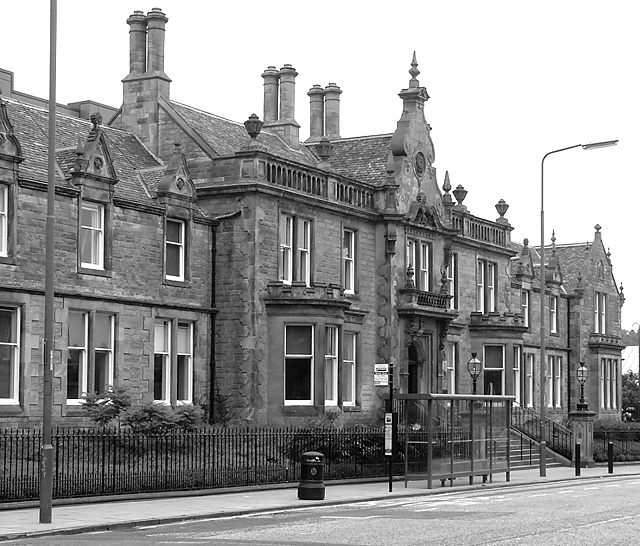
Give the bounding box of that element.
[374,363,389,386]
[384,412,393,456]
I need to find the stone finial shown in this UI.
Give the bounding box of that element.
[495,199,509,225]
[244,113,263,140]
[551,230,557,254]
[619,283,625,306]
[315,136,333,165]
[443,171,451,193]
[409,51,420,88]
[595,224,601,232]
[452,184,468,212]
[523,238,529,247]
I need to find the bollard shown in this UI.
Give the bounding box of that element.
[574,442,581,476]
[298,451,325,500]
[608,442,614,474]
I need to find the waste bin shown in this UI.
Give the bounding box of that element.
[298,451,325,500]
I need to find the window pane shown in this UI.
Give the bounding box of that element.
[81,205,101,228]
[166,220,183,243]
[67,349,81,399]
[94,314,112,349]
[484,346,503,369]
[285,358,311,400]
[155,322,168,352]
[0,309,15,343]
[154,354,166,401]
[177,354,189,401]
[285,325,312,355]
[94,352,109,394]
[0,345,14,398]
[166,244,181,277]
[68,312,85,348]
[177,324,190,353]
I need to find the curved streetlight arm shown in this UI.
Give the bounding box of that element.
[538,139,618,477]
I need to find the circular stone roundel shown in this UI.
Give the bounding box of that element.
[176,178,185,191]
[414,152,426,176]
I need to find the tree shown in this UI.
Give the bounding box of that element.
[622,370,640,420]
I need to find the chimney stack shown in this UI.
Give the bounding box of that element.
[126,11,146,77]
[260,64,300,147]
[324,83,342,140]
[121,8,170,158]
[306,85,325,143]
[261,66,279,123]
[145,8,169,76]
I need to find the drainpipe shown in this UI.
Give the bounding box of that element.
[208,210,242,423]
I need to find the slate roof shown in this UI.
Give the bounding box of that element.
[544,243,591,292]
[4,98,162,207]
[168,101,317,165]
[328,134,392,186]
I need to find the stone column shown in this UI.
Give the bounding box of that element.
[568,409,597,467]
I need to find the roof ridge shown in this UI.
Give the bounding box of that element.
[331,133,394,142]
[169,100,244,127]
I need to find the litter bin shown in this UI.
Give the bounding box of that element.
[298,451,325,500]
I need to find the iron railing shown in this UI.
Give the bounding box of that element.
[511,403,572,459]
[0,426,400,503]
[593,429,640,462]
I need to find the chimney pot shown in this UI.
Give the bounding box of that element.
[261,66,280,123]
[306,84,325,143]
[126,11,147,76]
[145,8,169,75]
[324,83,342,140]
[278,65,298,121]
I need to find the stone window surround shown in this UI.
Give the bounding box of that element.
[0,181,17,266]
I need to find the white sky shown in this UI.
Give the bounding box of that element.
[2,0,638,330]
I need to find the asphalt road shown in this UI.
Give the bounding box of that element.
[5,476,640,545]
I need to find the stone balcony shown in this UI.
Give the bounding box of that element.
[397,288,457,321]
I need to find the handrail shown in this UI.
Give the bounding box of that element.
[511,402,572,459]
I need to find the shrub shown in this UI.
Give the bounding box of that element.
[81,386,132,427]
[122,403,177,433]
[173,404,205,431]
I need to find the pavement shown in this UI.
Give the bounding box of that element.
[1,463,640,542]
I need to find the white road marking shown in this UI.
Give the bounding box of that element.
[321,515,381,519]
[582,515,633,527]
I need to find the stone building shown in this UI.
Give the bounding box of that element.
[0,84,216,427]
[0,7,624,428]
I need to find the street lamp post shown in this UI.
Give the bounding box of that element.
[576,362,589,411]
[539,139,618,477]
[467,352,482,395]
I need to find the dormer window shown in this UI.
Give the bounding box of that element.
[80,202,105,270]
[165,219,185,282]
